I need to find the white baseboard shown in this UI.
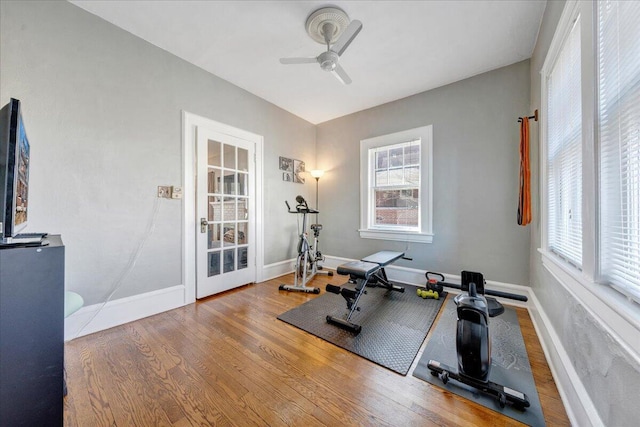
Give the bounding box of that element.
[262,258,296,281]
[65,285,186,341]
[528,291,603,427]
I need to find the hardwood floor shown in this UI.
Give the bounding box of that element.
[63,274,570,426]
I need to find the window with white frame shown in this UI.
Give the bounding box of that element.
[541,0,640,308]
[359,126,433,243]
[597,0,640,301]
[546,14,583,267]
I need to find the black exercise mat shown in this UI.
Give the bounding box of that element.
[413,297,545,426]
[278,284,446,375]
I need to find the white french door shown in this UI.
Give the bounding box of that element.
[196,127,256,298]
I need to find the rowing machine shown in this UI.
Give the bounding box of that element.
[427,271,530,410]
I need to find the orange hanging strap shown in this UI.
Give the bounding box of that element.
[518,117,531,226]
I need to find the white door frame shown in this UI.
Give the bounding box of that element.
[182,111,264,303]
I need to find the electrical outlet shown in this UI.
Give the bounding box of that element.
[171,186,183,199]
[157,186,172,198]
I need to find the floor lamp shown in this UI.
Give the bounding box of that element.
[309,169,324,224]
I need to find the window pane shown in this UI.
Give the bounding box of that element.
[238,247,248,270]
[223,249,235,273]
[208,168,221,194]
[223,171,236,195]
[208,251,220,276]
[388,168,403,185]
[223,197,235,221]
[208,140,221,167]
[224,144,235,169]
[404,144,420,165]
[374,189,419,227]
[389,147,403,167]
[208,196,221,221]
[238,147,249,172]
[237,198,248,220]
[375,170,388,186]
[208,224,221,249]
[405,166,420,185]
[376,150,388,169]
[237,172,248,196]
[223,223,235,246]
[237,222,248,244]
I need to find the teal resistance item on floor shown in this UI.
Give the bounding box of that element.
[325,250,408,334]
[64,291,84,318]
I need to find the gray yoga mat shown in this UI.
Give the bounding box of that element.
[413,296,545,426]
[278,284,446,375]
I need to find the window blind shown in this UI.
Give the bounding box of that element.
[598,0,640,300]
[547,15,583,266]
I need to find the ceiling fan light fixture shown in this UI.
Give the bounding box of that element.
[318,51,338,71]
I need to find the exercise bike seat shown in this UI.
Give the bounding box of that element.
[336,261,380,279]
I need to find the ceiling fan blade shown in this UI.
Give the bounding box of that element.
[279,57,317,65]
[331,64,352,85]
[331,20,363,56]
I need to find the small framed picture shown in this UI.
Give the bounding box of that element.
[279,156,293,172]
[283,172,293,182]
[294,160,305,184]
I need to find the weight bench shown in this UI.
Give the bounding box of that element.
[325,251,406,334]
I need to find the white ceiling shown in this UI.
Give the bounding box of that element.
[70,0,546,124]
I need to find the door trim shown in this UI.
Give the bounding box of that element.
[182,111,264,304]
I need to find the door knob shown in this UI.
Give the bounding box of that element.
[200,218,208,233]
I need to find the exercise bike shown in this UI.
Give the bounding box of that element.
[427,271,531,410]
[279,196,332,294]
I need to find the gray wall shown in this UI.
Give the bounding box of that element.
[316,60,531,286]
[0,0,317,305]
[529,1,639,425]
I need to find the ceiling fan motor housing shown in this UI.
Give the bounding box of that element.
[318,51,339,71]
[305,7,350,45]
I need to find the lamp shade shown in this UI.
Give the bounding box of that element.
[309,169,325,179]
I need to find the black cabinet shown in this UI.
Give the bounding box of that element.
[0,235,64,426]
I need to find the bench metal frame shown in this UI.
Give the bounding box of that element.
[325,251,406,334]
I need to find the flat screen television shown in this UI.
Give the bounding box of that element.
[0,98,30,244]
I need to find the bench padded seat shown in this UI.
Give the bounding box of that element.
[361,251,404,266]
[336,261,380,279]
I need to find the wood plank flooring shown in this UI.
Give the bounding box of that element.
[63,274,570,426]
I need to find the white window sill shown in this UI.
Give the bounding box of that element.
[538,248,640,359]
[359,229,433,243]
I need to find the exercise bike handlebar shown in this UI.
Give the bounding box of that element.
[437,281,528,302]
[285,198,318,214]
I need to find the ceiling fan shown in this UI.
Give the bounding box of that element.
[280,7,363,85]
